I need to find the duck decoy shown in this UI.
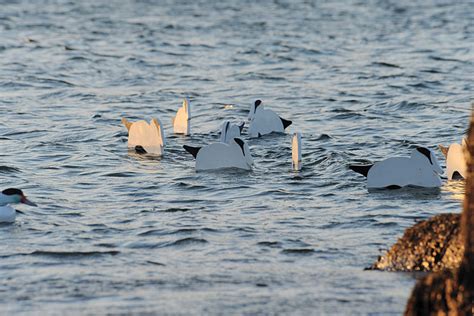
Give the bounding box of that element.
[349,147,443,189]
[220,120,244,144]
[248,100,292,138]
[172,97,191,135]
[122,117,166,155]
[0,188,37,223]
[439,139,467,180]
[183,138,253,171]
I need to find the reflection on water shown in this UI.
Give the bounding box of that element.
[368,186,441,201]
[442,180,465,201]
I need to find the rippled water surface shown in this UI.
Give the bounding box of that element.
[1,0,473,314]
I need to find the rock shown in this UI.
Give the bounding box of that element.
[369,214,463,272]
[405,269,471,315]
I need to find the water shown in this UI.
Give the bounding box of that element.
[0,0,473,314]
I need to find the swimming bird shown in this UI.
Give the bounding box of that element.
[219,121,245,144]
[349,147,443,189]
[0,188,37,223]
[292,132,302,171]
[122,117,166,155]
[248,100,292,138]
[439,139,467,180]
[183,138,253,171]
[172,97,191,135]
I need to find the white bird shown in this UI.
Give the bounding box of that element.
[122,117,166,155]
[292,132,302,171]
[172,97,191,135]
[183,138,253,171]
[349,147,443,189]
[248,100,292,138]
[439,139,467,180]
[220,121,244,144]
[0,188,37,223]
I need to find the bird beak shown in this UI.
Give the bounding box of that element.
[21,196,37,207]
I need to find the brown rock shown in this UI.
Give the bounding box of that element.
[370,214,463,272]
[405,269,470,315]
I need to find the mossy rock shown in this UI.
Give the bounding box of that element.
[370,214,464,272]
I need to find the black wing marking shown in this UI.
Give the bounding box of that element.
[183,145,201,159]
[280,118,292,129]
[233,138,246,156]
[416,147,433,164]
[349,165,373,177]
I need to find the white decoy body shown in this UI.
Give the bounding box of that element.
[349,147,443,189]
[219,121,244,144]
[172,98,191,135]
[0,188,37,223]
[439,139,467,180]
[183,138,253,171]
[122,117,166,155]
[248,100,292,138]
[292,132,302,171]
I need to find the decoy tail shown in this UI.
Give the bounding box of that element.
[183,145,201,159]
[122,117,133,131]
[238,122,245,133]
[280,118,292,129]
[135,146,147,154]
[349,165,373,177]
[438,144,449,158]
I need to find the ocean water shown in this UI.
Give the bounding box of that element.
[0,0,473,314]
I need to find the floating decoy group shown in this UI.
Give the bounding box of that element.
[2,97,469,223]
[122,98,295,172]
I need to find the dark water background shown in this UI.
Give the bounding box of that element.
[0,0,473,314]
